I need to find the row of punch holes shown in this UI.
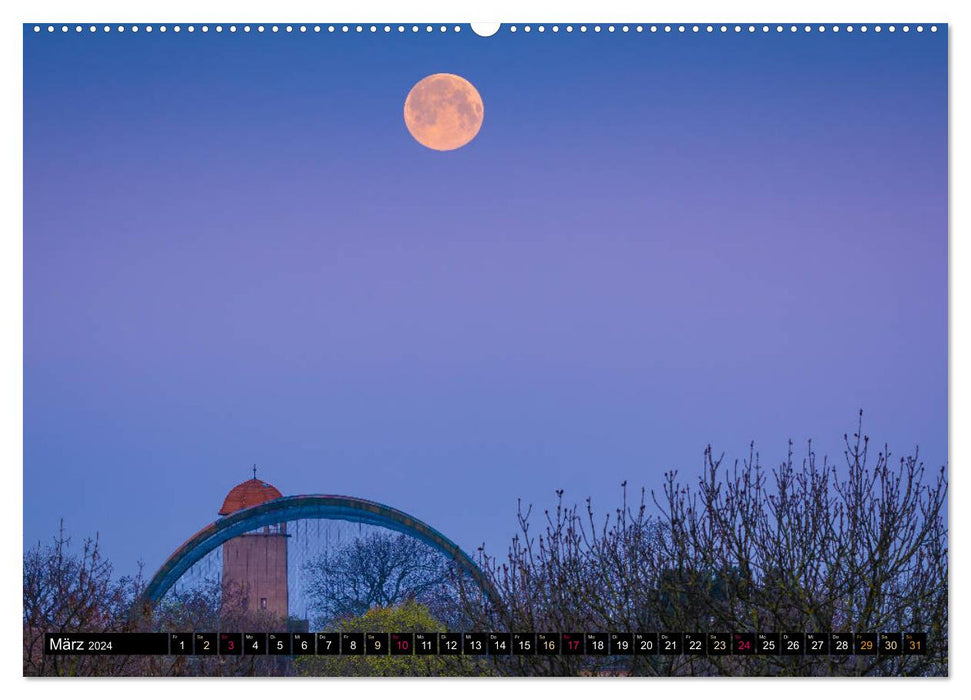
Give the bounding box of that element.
[32,24,940,35]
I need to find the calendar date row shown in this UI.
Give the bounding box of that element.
[46,632,927,657]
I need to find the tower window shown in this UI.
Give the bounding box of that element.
[260,597,268,610]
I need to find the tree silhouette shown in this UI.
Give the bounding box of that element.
[461,415,947,676]
[303,531,456,628]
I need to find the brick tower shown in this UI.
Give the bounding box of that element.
[219,475,288,619]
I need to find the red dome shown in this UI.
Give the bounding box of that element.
[218,478,283,516]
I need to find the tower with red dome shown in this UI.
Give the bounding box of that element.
[219,474,288,620]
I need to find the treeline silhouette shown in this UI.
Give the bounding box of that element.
[458,415,947,676]
[24,417,947,676]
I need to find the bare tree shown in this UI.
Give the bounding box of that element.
[304,531,457,628]
[24,522,297,676]
[23,521,144,676]
[461,416,948,677]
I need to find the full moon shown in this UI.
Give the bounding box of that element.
[404,73,484,151]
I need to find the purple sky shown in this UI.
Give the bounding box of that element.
[24,26,947,576]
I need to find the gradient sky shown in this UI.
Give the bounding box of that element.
[24,25,947,577]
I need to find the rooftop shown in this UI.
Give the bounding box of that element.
[218,478,283,516]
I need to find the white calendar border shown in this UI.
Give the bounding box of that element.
[2,0,963,698]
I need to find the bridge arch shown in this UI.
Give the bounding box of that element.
[141,494,499,608]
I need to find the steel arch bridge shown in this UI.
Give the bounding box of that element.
[141,494,500,608]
